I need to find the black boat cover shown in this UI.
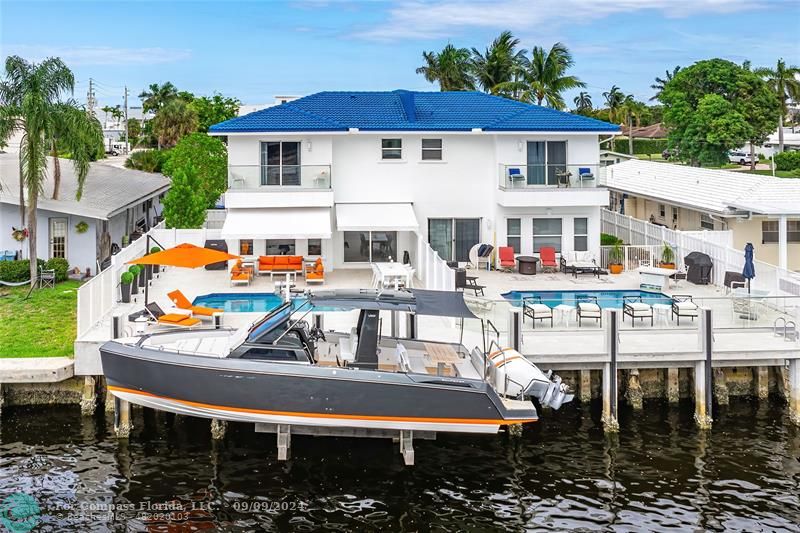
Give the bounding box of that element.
[410,289,478,319]
[308,289,478,319]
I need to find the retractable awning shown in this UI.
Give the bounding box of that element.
[335,203,419,232]
[221,207,332,239]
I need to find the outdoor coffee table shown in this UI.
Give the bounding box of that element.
[572,264,600,278]
[516,256,538,275]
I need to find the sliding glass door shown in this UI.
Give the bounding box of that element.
[527,140,567,186]
[261,141,301,186]
[428,218,480,262]
[547,141,567,186]
[526,141,545,185]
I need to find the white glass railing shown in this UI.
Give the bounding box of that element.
[228,165,332,190]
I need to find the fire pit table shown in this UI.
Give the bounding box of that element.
[516,256,539,275]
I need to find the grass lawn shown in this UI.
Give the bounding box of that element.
[0,280,80,358]
[740,169,798,178]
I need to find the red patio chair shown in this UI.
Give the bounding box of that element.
[497,246,516,271]
[539,246,558,272]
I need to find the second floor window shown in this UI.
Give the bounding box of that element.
[382,138,402,160]
[261,141,300,186]
[700,214,714,230]
[762,220,800,243]
[421,138,442,160]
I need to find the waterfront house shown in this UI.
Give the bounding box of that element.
[602,160,800,271]
[209,90,619,271]
[0,152,169,275]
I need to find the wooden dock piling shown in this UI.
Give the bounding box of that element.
[694,308,713,429]
[114,397,132,438]
[602,309,620,432]
[789,359,800,426]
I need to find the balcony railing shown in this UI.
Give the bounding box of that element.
[228,165,332,190]
[499,164,601,190]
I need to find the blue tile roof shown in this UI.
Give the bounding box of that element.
[209,90,619,133]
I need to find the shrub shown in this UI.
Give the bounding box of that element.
[124,149,170,173]
[120,272,134,284]
[612,138,669,156]
[0,259,45,283]
[150,247,162,254]
[44,258,69,282]
[774,151,800,172]
[128,265,141,276]
[601,233,623,246]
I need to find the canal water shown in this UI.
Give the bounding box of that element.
[1,399,799,532]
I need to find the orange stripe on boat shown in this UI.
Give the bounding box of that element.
[488,348,514,359]
[494,356,522,368]
[108,386,536,425]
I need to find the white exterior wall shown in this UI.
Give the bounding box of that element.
[223,132,605,266]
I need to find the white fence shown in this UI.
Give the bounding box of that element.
[413,231,455,291]
[601,209,800,296]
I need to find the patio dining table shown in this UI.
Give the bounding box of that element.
[374,262,412,289]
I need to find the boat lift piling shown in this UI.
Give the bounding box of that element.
[602,309,620,432]
[406,312,417,339]
[694,308,714,430]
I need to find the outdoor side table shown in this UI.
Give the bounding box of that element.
[653,304,672,327]
[554,304,575,327]
[516,256,539,275]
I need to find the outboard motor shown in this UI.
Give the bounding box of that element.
[487,348,574,409]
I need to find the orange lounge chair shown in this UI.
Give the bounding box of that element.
[539,246,558,271]
[305,258,325,284]
[145,302,200,327]
[167,289,222,317]
[497,246,516,271]
[229,265,251,286]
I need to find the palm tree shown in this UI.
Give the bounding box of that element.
[48,101,103,200]
[138,82,178,113]
[470,31,526,96]
[573,91,592,113]
[0,56,101,285]
[101,105,114,124]
[620,95,646,154]
[416,44,475,91]
[754,58,800,152]
[603,85,626,123]
[505,42,585,109]
[151,98,198,148]
[650,66,680,101]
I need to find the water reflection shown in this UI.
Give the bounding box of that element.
[0,399,798,531]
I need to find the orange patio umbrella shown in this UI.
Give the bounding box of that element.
[128,243,240,303]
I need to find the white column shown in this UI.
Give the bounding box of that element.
[778,215,788,271]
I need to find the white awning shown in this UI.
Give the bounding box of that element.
[336,203,419,232]
[221,208,332,239]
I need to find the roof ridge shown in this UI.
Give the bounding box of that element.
[282,99,347,129]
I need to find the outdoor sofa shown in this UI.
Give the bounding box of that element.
[560,251,598,274]
[258,255,305,278]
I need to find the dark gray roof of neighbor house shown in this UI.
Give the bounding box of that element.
[0,152,170,220]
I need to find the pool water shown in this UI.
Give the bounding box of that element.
[192,292,344,313]
[502,289,672,308]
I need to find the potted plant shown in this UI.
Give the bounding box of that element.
[660,243,675,269]
[128,265,141,295]
[608,242,624,274]
[120,271,134,303]
[11,226,28,242]
[147,247,162,280]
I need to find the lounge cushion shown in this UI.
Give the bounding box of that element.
[674,301,699,315]
[160,313,195,324]
[626,302,652,316]
[578,302,601,316]
[527,303,552,315]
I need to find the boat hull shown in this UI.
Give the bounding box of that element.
[101,341,537,434]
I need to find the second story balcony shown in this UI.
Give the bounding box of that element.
[497,164,609,207]
[225,165,334,209]
[228,165,332,190]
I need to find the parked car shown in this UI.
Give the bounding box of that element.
[728,151,757,165]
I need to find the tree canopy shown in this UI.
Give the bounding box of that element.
[161,165,208,229]
[190,93,240,132]
[416,44,475,91]
[660,58,779,166]
[162,133,227,208]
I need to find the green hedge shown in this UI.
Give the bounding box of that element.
[601,233,623,246]
[44,257,69,282]
[774,151,800,172]
[612,138,669,156]
[124,149,171,173]
[0,259,45,283]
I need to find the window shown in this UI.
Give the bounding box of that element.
[308,239,322,256]
[239,239,254,256]
[49,218,67,259]
[266,239,295,255]
[343,231,397,262]
[421,138,442,161]
[700,214,714,230]
[382,138,402,160]
[533,218,562,253]
[507,218,521,253]
[762,220,800,243]
[526,141,567,185]
[428,218,480,262]
[573,218,588,252]
[659,204,666,218]
[672,207,679,223]
[260,141,300,186]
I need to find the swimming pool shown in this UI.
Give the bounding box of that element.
[191,293,345,313]
[502,289,671,309]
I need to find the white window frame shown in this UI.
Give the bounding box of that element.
[659,204,666,218]
[573,217,588,252]
[700,214,714,230]
[506,218,521,253]
[532,218,563,254]
[381,138,402,160]
[421,138,443,161]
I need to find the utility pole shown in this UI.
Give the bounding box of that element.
[87,78,97,117]
[124,86,130,155]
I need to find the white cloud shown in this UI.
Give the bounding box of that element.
[2,45,191,66]
[352,0,768,41]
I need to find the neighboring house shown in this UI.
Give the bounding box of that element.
[600,150,637,167]
[0,153,169,274]
[208,90,618,269]
[602,160,800,271]
[622,122,667,139]
[237,96,302,116]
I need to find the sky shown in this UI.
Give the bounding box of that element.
[1,0,798,111]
